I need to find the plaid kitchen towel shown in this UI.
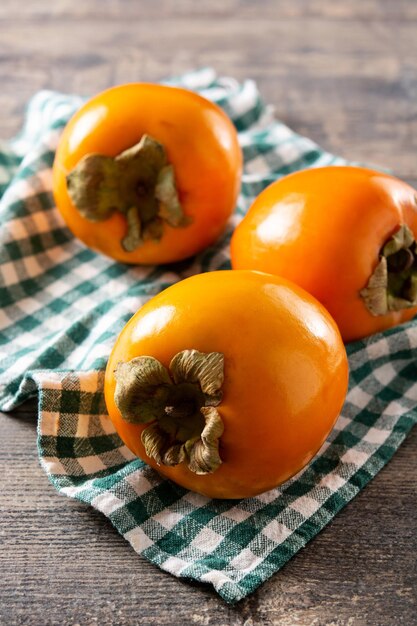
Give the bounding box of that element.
[1,68,416,604]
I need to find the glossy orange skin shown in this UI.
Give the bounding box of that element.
[105,270,348,499]
[53,84,242,264]
[231,167,417,342]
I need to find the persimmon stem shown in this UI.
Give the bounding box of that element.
[66,135,190,252]
[360,224,417,315]
[114,350,225,475]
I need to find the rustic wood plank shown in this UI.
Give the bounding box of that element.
[1,1,416,624]
[1,0,417,21]
[0,2,416,179]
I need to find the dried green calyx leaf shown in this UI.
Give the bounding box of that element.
[114,356,172,424]
[170,349,224,405]
[66,135,190,252]
[114,350,225,475]
[360,224,417,315]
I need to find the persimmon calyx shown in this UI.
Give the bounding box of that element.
[361,224,417,316]
[66,135,189,252]
[114,350,224,475]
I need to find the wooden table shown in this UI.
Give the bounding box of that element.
[1,2,416,624]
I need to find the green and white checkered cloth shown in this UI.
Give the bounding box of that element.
[1,68,416,604]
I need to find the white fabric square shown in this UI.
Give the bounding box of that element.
[41,456,67,475]
[125,470,153,496]
[22,253,43,279]
[118,445,137,461]
[404,381,417,401]
[255,488,281,505]
[366,338,390,359]
[61,485,82,497]
[72,262,102,281]
[245,154,270,175]
[78,372,101,393]
[99,415,116,435]
[36,371,68,390]
[161,556,189,576]
[1,261,19,286]
[405,326,417,349]
[318,472,346,492]
[364,427,391,445]
[200,570,233,587]
[340,448,369,468]
[384,400,406,417]
[92,492,125,515]
[262,520,292,543]
[222,507,253,523]
[45,279,70,297]
[153,511,183,531]
[41,411,60,436]
[333,413,351,431]
[183,491,209,508]
[191,527,224,552]
[14,296,40,316]
[75,416,91,438]
[77,454,107,474]
[280,140,303,164]
[347,387,373,409]
[373,362,398,386]
[125,527,154,552]
[230,548,263,574]
[290,495,322,517]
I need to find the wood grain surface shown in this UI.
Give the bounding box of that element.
[1,1,416,625]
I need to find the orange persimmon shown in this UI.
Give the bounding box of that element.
[104,270,348,499]
[231,166,417,342]
[53,83,242,264]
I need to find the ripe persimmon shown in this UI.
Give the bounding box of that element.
[231,166,417,342]
[104,270,348,499]
[53,84,242,264]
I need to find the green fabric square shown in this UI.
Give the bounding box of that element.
[59,389,81,414]
[109,506,140,535]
